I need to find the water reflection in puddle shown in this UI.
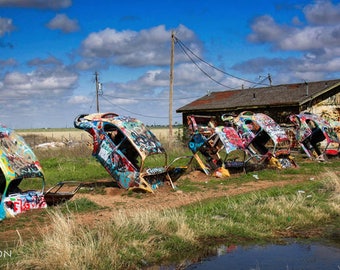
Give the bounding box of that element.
[185,241,340,270]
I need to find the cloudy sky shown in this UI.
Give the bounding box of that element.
[0,0,339,129]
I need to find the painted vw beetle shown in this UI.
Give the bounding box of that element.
[186,115,246,175]
[74,113,190,192]
[234,111,297,169]
[0,123,79,220]
[289,112,340,160]
[0,123,46,220]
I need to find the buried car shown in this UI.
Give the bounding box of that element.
[185,111,296,175]
[0,123,80,221]
[289,112,340,160]
[233,111,297,169]
[74,113,191,192]
[186,114,246,175]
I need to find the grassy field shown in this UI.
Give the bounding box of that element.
[1,128,338,269]
[2,159,339,269]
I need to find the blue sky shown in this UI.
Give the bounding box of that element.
[0,0,339,129]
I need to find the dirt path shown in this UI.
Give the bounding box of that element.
[74,171,308,224]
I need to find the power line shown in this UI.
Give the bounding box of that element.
[100,95,181,119]
[102,93,201,101]
[176,38,235,90]
[175,36,270,87]
[88,92,97,112]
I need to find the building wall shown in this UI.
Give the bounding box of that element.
[308,92,340,134]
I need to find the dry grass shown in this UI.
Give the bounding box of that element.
[112,209,195,241]
[15,210,110,269]
[12,173,340,269]
[18,127,181,148]
[322,169,340,212]
[14,208,195,270]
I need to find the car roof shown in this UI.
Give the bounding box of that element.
[0,123,44,182]
[84,113,166,157]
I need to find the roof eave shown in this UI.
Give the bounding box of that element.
[298,81,340,106]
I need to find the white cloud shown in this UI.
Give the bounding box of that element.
[138,70,169,87]
[81,28,136,58]
[1,63,78,97]
[304,0,340,25]
[0,17,15,37]
[46,14,80,33]
[242,0,340,83]
[68,95,91,104]
[79,24,200,68]
[0,61,80,128]
[248,1,340,52]
[280,25,340,50]
[248,15,289,44]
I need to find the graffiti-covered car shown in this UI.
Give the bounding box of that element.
[289,112,340,160]
[186,115,246,175]
[234,111,297,169]
[74,113,191,192]
[0,123,80,220]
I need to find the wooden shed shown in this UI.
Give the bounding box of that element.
[176,79,340,126]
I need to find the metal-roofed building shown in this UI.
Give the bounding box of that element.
[176,79,340,125]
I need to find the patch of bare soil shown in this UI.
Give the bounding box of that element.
[74,170,307,226]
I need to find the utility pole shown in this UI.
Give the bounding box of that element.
[95,71,100,113]
[169,30,175,139]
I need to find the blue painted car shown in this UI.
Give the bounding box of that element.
[74,112,191,192]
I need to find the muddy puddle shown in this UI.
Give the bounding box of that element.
[185,241,340,270]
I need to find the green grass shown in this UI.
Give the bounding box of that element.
[33,146,111,188]
[33,143,195,189]
[41,157,109,185]
[183,180,333,241]
[58,197,104,213]
[3,160,338,269]
[2,140,339,269]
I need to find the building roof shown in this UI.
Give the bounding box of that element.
[176,79,340,113]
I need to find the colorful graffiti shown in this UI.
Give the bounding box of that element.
[0,124,44,180]
[76,119,141,190]
[74,113,190,192]
[0,123,83,220]
[3,191,47,217]
[289,112,340,159]
[0,123,47,220]
[216,126,245,154]
[186,115,247,175]
[115,115,165,156]
[235,111,291,155]
[187,112,296,174]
